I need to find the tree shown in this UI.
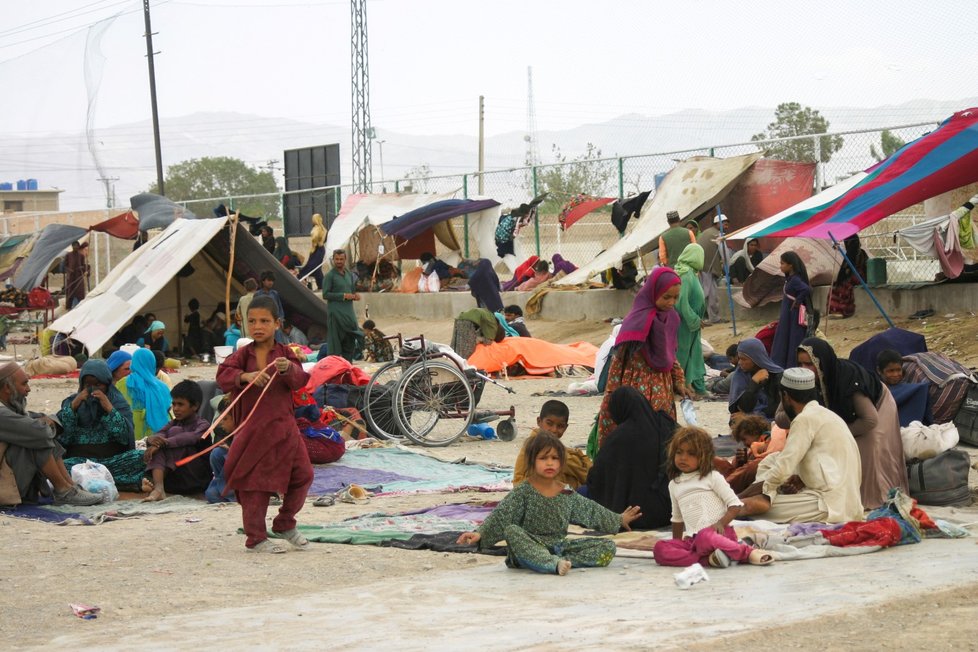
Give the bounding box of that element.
[149,156,281,219]
[536,143,616,213]
[751,102,844,163]
[870,129,907,162]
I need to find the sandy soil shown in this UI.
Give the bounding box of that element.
[1,315,977,650]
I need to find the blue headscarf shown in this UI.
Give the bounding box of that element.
[125,348,172,432]
[106,350,132,373]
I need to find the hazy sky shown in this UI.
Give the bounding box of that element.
[2,0,976,140]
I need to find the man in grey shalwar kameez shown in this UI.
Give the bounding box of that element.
[0,362,101,506]
[322,250,363,362]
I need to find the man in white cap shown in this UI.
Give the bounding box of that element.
[0,362,102,506]
[696,213,732,323]
[739,367,863,523]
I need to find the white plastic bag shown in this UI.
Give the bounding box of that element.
[70,460,117,504]
[680,398,698,426]
[900,421,959,461]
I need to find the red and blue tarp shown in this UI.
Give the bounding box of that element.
[747,108,978,240]
[379,198,500,240]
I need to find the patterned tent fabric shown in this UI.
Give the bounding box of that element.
[558,195,615,230]
[746,108,978,240]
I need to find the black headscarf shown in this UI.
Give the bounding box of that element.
[586,386,676,529]
[798,337,883,424]
[468,259,503,313]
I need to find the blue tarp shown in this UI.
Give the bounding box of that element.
[379,198,500,240]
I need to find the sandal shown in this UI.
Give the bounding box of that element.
[276,528,310,551]
[247,539,287,554]
[748,549,775,565]
[313,495,336,507]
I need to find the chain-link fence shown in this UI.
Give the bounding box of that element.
[176,121,951,283]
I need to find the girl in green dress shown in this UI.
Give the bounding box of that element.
[457,433,642,575]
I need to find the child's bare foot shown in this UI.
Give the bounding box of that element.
[141,477,154,493]
[142,488,166,502]
[556,559,572,576]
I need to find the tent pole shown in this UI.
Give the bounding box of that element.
[716,206,737,336]
[828,231,895,329]
[176,274,183,356]
[225,213,239,330]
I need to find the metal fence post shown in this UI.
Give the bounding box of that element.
[617,157,624,199]
[532,166,541,256]
[462,174,470,258]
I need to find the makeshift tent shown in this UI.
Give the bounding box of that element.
[558,195,616,231]
[736,237,843,307]
[555,153,762,285]
[380,198,501,240]
[728,108,978,241]
[0,234,35,282]
[130,193,197,230]
[325,192,457,254]
[47,217,329,355]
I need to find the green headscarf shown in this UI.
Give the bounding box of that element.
[673,243,704,277]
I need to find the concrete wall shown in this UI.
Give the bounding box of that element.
[360,282,977,324]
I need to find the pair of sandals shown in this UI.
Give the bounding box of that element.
[248,528,310,554]
[313,483,372,507]
[708,548,775,568]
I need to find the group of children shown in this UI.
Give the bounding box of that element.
[455,399,775,575]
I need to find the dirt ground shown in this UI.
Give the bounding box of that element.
[1,314,977,650]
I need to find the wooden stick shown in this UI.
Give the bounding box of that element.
[224,212,239,329]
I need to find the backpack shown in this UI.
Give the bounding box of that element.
[952,382,978,447]
[906,449,972,506]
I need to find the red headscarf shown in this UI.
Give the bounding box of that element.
[614,267,681,371]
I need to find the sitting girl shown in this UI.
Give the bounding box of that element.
[653,426,774,568]
[457,432,641,576]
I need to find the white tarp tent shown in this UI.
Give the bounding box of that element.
[49,217,329,354]
[555,153,762,285]
[325,192,457,254]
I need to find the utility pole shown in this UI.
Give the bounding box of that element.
[478,95,485,195]
[97,176,119,208]
[376,140,386,192]
[143,0,165,195]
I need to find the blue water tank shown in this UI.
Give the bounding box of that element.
[0,183,12,191]
[26,179,37,190]
[16,180,26,191]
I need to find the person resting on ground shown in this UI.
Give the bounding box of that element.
[653,426,774,568]
[281,319,308,347]
[0,361,103,506]
[457,432,642,575]
[516,260,552,292]
[468,258,503,312]
[58,359,145,491]
[586,386,675,529]
[728,337,783,420]
[152,350,174,390]
[142,380,211,501]
[136,320,170,354]
[706,343,739,396]
[205,396,236,504]
[513,400,590,489]
[116,348,173,442]
[502,305,531,338]
[362,319,394,363]
[797,337,908,510]
[738,367,863,524]
[714,414,774,494]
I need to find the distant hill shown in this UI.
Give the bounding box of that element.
[2,98,974,212]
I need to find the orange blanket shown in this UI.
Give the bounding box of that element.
[468,338,598,374]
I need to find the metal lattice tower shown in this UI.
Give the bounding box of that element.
[351,0,372,193]
[524,66,540,167]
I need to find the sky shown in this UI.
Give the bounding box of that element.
[1,0,976,138]
[0,0,976,209]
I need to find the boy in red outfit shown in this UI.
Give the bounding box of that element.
[217,296,313,553]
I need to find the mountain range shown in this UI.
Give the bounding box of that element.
[2,97,975,212]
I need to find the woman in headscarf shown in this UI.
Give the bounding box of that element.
[587,386,676,529]
[728,337,784,420]
[58,359,144,490]
[116,348,172,442]
[596,267,690,448]
[728,238,764,284]
[797,337,908,509]
[298,213,327,289]
[136,320,170,353]
[770,251,811,368]
[827,235,868,319]
[106,350,132,383]
[551,254,577,277]
[259,224,275,255]
[674,243,707,397]
[468,258,503,313]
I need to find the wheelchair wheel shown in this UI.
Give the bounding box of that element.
[363,361,408,441]
[393,360,475,447]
